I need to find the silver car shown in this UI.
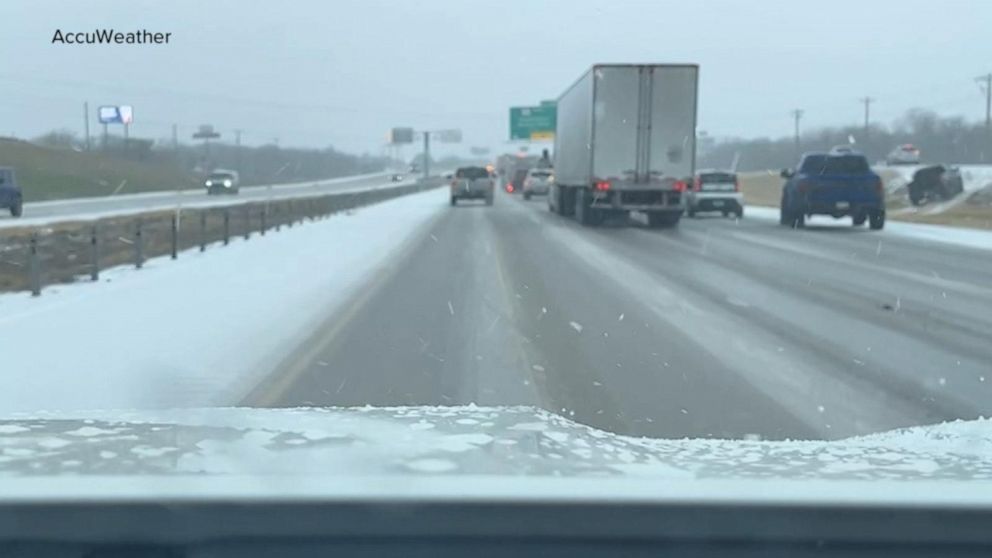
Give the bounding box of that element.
[522,168,553,200]
[450,166,494,206]
[685,170,744,218]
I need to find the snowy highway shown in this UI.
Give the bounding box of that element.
[0,171,402,228]
[244,189,992,441]
[2,187,991,442]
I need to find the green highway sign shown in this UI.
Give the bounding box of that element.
[509,105,557,141]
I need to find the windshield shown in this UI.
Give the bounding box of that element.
[800,154,870,174]
[3,0,992,522]
[456,167,489,179]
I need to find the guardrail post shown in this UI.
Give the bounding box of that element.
[170,213,179,260]
[244,206,251,240]
[199,211,207,252]
[275,205,281,232]
[90,224,100,281]
[260,206,267,236]
[223,210,230,245]
[134,218,144,269]
[28,233,41,297]
[287,200,294,228]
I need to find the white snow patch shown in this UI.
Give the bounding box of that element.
[744,205,992,251]
[404,458,458,473]
[568,321,583,333]
[65,426,118,437]
[0,188,447,413]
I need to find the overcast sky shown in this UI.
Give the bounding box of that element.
[2,0,991,157]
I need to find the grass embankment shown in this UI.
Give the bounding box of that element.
[0,137,199,202]
[738,170,992,230]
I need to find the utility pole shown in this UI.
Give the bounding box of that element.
[83,102,91,151]
[860,96,874,157]
[977,73,992,162]
[422,131,431,180]
[790,109,804,160]
[171,124,179,169]
[234,129,243,173]
[859,97,873,136]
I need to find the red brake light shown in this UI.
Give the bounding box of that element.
[673,180,687,192]
[506,183,514,193]
[594,180,611,191]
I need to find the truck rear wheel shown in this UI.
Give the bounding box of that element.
[10,201,22,218]
[560,186,576,217]
[575,189,601,226]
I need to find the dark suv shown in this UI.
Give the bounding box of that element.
[0,167,23,218]
[780,152,885,230]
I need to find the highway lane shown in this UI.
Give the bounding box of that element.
[248,188,992,441]
[0,171,407,228]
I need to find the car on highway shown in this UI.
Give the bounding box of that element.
[390,173,405,182]
[205,170,240,195]
[780,151,885,229]
[886,144,921,165]
[450,166,494,206]
[907,164,964,205]
[0,166,23,218]
[685,169,744,218]
[522,168,553,200]
[506,168,528,194]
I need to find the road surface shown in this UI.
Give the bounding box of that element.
[0,172,409,228]
[245,188,992,441]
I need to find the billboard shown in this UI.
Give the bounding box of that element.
[437,129,462,143]
[509,105,556,140]
[390,127,414,144]
[98,105,134,125]
[192,124,220,140]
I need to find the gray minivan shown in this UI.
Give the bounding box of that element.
[0,167,23,217]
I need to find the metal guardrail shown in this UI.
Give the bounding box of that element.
[0,178,444,296]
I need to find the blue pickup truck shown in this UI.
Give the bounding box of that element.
[779,151,885,230]
[0,166,23,218]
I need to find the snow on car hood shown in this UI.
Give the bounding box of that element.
[0,406,991,480]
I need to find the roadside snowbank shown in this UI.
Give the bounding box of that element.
[0,188,447,413]
[745,206,992,251]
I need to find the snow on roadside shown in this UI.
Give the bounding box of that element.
[0,187,448,413]
[745,206,992,251]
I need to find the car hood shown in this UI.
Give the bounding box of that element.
[1,406,990,481]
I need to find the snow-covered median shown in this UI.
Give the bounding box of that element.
[0,188,448,413]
